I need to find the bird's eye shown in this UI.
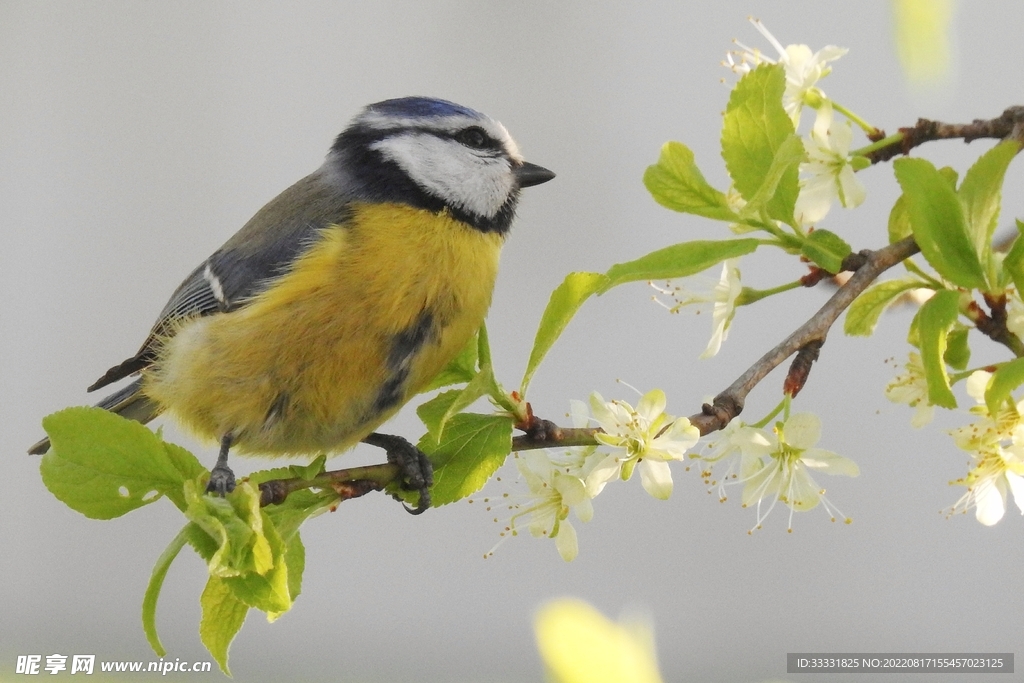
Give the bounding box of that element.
[456,126,489,149]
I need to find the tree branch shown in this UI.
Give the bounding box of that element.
[257,104,1024,506]
[866,106,1024,164]
[688,236,921,435]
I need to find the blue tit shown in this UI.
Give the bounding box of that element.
[30,96,555,512]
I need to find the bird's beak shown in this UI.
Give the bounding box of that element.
[514,161,556,188]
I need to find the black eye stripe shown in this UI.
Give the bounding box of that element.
[362,123,505,155]
[453,126,503,152]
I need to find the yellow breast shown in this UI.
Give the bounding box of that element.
[143,203,503,456]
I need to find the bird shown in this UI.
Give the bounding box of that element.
[29,96,555,513]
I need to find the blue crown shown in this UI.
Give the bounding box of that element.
[365,97,483,120]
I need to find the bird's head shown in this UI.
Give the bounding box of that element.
[327,97,554,234]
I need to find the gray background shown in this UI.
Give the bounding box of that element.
[3,2,1023,682]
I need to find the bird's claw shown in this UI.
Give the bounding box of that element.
[364,433,433,514]
[206,464,236,496]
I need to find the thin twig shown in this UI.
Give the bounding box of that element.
[688,237,921,435]
[866,106,1024,164]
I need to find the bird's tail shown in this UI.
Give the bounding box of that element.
[27,378,161,455]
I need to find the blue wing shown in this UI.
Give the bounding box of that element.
[88,171,353,392]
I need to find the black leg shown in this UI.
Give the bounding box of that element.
[362,432,433,514]
[206,433,237,496]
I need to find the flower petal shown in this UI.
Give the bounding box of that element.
[965,371,992,403]
[782,462,822,511]
[784,413,822,450]
[638,460,674,500]
[583,453,621,497]
[800,448,860,477]
[1006,471,1024,515]
[554,521,579,562]
[973,476,1007,526]
[741,458,781,506]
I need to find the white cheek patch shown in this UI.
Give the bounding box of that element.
[371,134,516,219]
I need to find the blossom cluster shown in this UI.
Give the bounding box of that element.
[726,17,866,226]
[652,20,867,360]
[886,357,1024,525]
[484,389,699,561]
[485,389,860,559]
[698,412,859,533]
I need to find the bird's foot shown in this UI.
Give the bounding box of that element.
[206,434,237,496]
[206,464,236,496]
[363,433,433,514]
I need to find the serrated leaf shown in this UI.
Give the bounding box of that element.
[200,576,249,676]
[643,141,738,221]
[938,166,959,187]
[943,325,971,370]
[801,229,852,274]
[894,157,986,289]
[736,133,804,225]
[417,389,464,442]
[960,140,1021,262]
[418,413,513,506]
[281,532,305,610]
[985,357,1024,416]
[721,64,799,224]
[917,289,960,408]
[844,278,923,336]
[602,238,759,291]
[184,481,270,578]
[221,523,291,614]
[183,480,293,614]
[432,365,494,435]
[888,194,911,244]
[261,488,335,541]
[39,407,205,519]
[521,272,609,395]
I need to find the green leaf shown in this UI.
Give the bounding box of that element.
[844,278,923,336]
[281,532,305,611]
[985,357,1024,416]
[894,157,986,289]
[916,289,960,408]
[602,238,759,291]
[417,389,464,442]
[221,524,291,614]
[184,481,271,577]
[887,194,911,244]
[643,141,738,221]
[721,63,799,224]
[470,323,519,414]
[521,239,761,395]
[801,229,852,274]
[418,413,513,506]
[39,407,205,519]
[959,140,1020,262]
[260,488,336,541]
[183,480,293,613]
[521,271,609,395]
[422,330,479,392]
[142,526,191,657]
[938,166,959,187]
[431,365,496,436]
[200,576,249,676]
[736,133,804,225]
[944,325,971,371]
[1004,221,1024,294]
